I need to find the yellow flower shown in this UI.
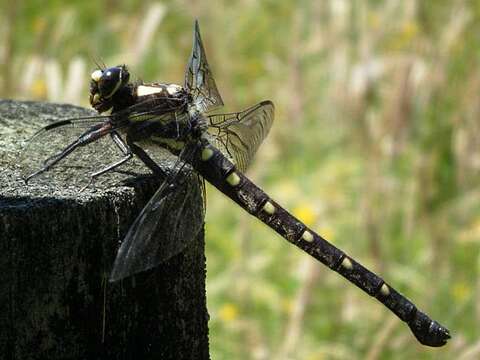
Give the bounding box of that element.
[293,204,316,227]
[367,11,380,30]
[319,227,334,243]
[33,17,47,33]
[472,218,480,236]
[31,78,47,99]
[307,354,325,360]
[282,298,293,314]
[387,21,419,51]
[452,282,471,303]
[458,217,480,243]
[402,22,419,41]
[219,303,239,322]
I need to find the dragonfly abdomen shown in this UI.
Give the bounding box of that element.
[194,142,450,347]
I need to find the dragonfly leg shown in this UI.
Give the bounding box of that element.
[80,132,134,191]
[40,123,105,167]
[24,124,112,184]
[126,137,168,179]
[24,142,77,183]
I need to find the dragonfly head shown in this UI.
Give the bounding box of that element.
[89,65,130,113]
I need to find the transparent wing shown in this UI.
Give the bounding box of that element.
[20,117,138,188]
[184,20,224,113]
[206,100,274,172]
[109,147,204,282]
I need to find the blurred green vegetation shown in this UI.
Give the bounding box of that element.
[2,0,480,359]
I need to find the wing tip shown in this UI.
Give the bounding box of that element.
[259,100,274,108]
[108,266,124,282]
[108,274,121,283]
[193,19,201,38]
[259,100,275,113]
[109,267,135,283]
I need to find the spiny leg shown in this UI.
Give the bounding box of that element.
[24,141,79,183]
[25,125,105,183]
[80,132,134,191]
[40,123,104,167]
[126,137,168,179]
[127,139,200,196]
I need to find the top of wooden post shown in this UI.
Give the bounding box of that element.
[0,99,209,359]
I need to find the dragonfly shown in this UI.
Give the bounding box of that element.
[22,21,450,347]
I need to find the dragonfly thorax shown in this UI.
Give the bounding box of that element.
[136,83,184,97]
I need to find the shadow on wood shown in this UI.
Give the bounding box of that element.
[0,100,209,359]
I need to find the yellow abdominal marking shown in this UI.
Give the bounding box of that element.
[130,114,157,122]
[151,136,185,150]
[341,257,353,270]
[301,230,314,242]
[262,201,275,215]
[380,284,390,296]
[201,148,214,161]
[226,172,240,186]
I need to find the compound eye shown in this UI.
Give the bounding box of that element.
[103,67,121,81]
[98,67,123,98]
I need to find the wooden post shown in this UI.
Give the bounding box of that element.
[0,100,209,359]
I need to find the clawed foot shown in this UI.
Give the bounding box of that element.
[80,177,95,192]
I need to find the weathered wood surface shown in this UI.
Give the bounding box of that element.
[0,100,209,360]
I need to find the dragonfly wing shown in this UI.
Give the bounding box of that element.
[184,20,224,113]
[109,170,204,282]
[206,100,274,172]
[109,145,204,282]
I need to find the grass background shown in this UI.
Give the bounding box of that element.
[1,0,479,359]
